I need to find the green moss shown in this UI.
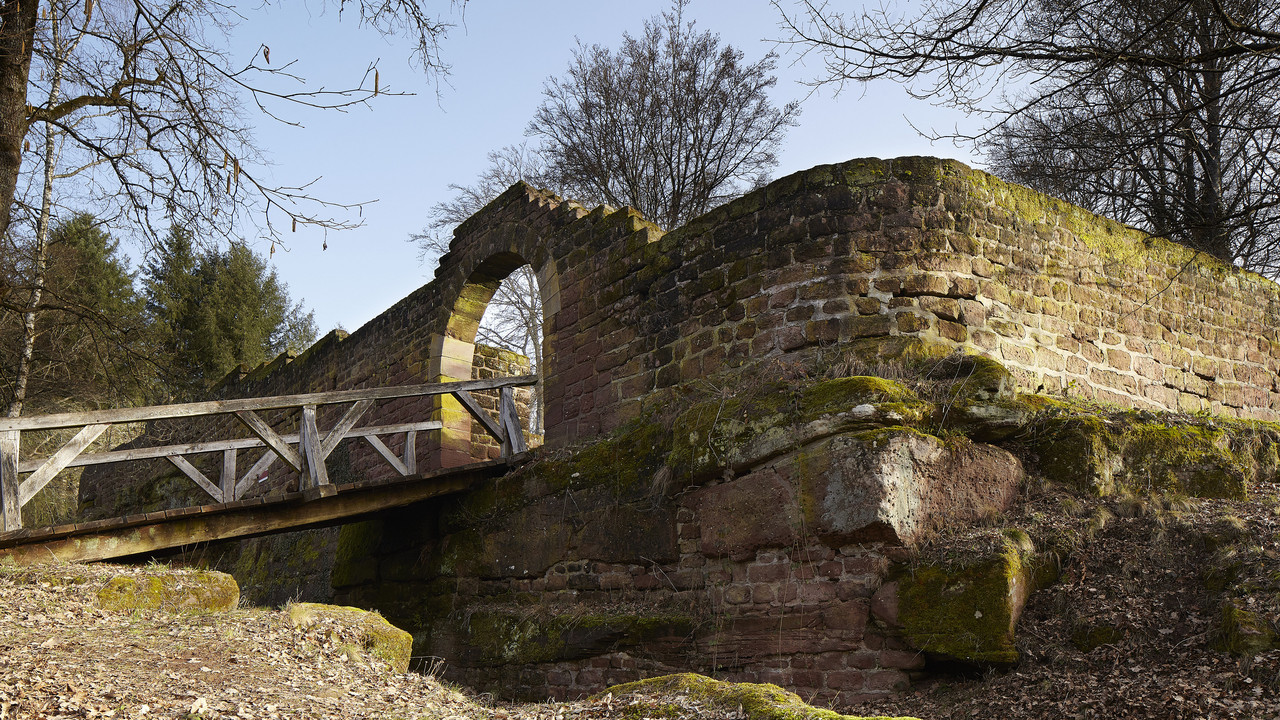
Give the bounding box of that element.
[332,519,383,588]
[530,419,670,498]
[96,570,239,613]
[1032,415,1122,494]
[669,376,930,481]
[1213,600,1277,655]
[1121,423,1249,499]
[1024,402,1278,499]
[800,376,919,419]
[462,611,693,667]
[288,602,414,673]
[603,673,918,720]
[895,531,1036,666]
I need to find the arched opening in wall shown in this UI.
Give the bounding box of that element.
[433,250,556,467]
[475,265,544,436]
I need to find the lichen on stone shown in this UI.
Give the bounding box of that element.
[1213,600,1277,656]
[96,569,239,613]
[287,601,413,673]
[603,673,919,720]
[894,529,1038,666]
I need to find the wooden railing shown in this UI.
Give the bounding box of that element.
[0,376,536,532]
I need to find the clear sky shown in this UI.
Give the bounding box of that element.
[236,1,983,334]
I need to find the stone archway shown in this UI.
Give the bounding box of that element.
[428,250,560,467]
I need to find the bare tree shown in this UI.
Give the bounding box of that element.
[777,0,1280,270]
[11,0,460,248]
[529,0,800,230]
[0,0,462,416]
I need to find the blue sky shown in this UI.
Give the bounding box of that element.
[239,1,982,333]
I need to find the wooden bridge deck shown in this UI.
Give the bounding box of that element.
[0,454,524,564]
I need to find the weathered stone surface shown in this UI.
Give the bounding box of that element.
[690,469,802,560]
[96,570,239,613]
[605,673,922,720]
[891,530,1038,666]
[1027,407,1279,498]
[1214,599,1279,656]
[789,429,1023,547]
[288,602,414,673]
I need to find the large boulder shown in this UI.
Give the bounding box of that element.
[96,570,239,613]
[288,602,414,673]
[873,530,1040,666]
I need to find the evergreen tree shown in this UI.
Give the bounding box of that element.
[145,230,318,398]
[0,213,150,411]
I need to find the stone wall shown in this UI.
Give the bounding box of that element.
[542,157,1280,438]
[88,156,1280,481]
[70,155,1280,708]
[329,361,1043,707]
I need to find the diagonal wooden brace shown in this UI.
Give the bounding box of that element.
[453,390,504,443]
[235,410,302,472]
[167,455,223,502]
[19,424,108,506]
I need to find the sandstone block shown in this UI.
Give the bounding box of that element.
[785,430,1023,547]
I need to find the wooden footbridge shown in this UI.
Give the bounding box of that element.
[0,376,535,564]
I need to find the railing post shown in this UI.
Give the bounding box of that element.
[1,430,21,531]
[499,387,527,457]
[299,404,329,489]
[221,449,237,503]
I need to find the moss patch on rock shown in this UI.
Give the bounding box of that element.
[1022,404,1280,499]
[604,673,919,720]
[668,376,930,480]
[288,602,413,673]
[895,529,1038,666]
[1213,600,1278,656]
[457,610,694,667]
[96,570,239,613]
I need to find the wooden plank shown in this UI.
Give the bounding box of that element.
[454,390,504,443]
[0,460,510,564]
[167,455,223,502]
[15,420,443,472]
[300,405,329,489]
[364,435,410,476]
[344,421,442,438]
[404,431,417,475]
[0,376,538,432]
[234,450,278,500]
[235,410,302,472]
[320,399,374,458]
[1,430,20,532]
[220,449,237,504]
[18,424,108,506]
[499,387,527,457]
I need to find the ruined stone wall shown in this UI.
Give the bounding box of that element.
[549,157,1280,442]
[87,155,1280,493]
[329,363,1038,707]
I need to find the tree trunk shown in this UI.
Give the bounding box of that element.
[7,0,60,419]
[0,0,38,241]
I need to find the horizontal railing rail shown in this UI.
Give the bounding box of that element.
[0,376,537,532]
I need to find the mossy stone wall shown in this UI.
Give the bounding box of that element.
[82,155,1280,521]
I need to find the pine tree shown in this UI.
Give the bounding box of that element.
[145,229,317,398]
